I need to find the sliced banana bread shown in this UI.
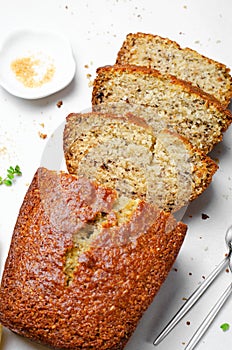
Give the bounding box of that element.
[0,167,187,350]
[63,112,218,212]
[92,64,232,153]
[116,32,232,106]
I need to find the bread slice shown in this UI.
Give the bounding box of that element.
[63,112,218,212]
[116,32,232,106]
[0,167,187,350]
[92,64,232,153]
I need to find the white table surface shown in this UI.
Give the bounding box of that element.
[0,1,232,349]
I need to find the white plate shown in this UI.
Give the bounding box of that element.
[0,29,76,99]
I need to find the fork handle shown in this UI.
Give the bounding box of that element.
[185,282,232,350]
[153,255,229,345]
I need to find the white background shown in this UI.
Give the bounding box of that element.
[0,1,232,349]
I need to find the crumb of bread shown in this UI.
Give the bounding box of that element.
[38,132,47,139]
[201,213,209,220]
[56,100,63,108]
[0,146,7,155]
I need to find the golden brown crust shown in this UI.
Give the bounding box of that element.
[92,64,232,153]
[94,64,230,112]
[0,167,187,350]
[117,32,231,72]
[116,33,232,106]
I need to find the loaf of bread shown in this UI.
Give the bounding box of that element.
[63,112,218,212]
[92,65,232,153]
[0,167,187,350]
[116,32,232,106]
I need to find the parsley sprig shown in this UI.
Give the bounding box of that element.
[0,165,22,186]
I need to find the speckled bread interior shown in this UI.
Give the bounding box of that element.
[63,112,218,213]
[92,64,232,153]
[116,32,232,106]
[0,167,187,350]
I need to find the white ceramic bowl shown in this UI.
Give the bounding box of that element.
[0,29,76,99]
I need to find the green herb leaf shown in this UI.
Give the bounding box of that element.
[0,165,22,187]
[220,323,230,332]
[15,165,22,176]
[3,179,12,186]
[8,166,15,172]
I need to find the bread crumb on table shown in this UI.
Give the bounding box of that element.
[201,213,209,220]
[0,146,7,155]
[56,100,63,108]
[38,132,47,139]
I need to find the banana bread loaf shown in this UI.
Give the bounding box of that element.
[116,32,232,106]
[0,167,187,350]
[92,64,232,153]
[63,112,218,212]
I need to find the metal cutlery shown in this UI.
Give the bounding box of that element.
[153,225,232,348]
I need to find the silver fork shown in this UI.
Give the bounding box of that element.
[184,254,232,350]
[153,225,232,347]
